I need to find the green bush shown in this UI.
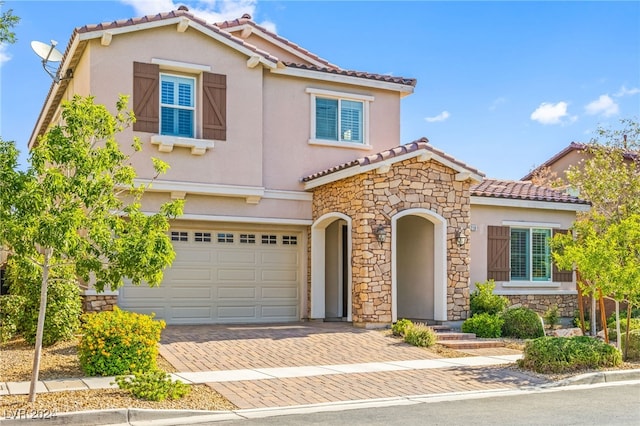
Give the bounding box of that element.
[115,370,190,401]
[0,294,27,342]
[7,258,82,346]
[392,318,413,337]
[469,280,508,316]
[622,330,640,361]
[543,305,560,329]
[518,336,622,374]
[403,323,436,347]
[501,307,544,339]
[461,313,503,338]
[607,318,640,340]
[79,307,166,376]
[573,309,590,330]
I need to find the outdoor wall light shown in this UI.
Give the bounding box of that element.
[374,224,387,243]
[456,228,467,246]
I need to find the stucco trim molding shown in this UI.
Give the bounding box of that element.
[495,289,578,296]
[391,208,448,322]
[145,212,313,226]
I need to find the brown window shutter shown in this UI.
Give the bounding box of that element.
[487,225,510,281]
[132,62,159,133]
[202,72,227,140]
[552,229,574,282]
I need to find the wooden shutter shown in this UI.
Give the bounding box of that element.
[487,226,510,281]
[552,229,574,282]
[132,62,159,133]
[202,72,226,140]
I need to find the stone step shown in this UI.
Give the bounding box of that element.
[430,325,453,332]
[436,332,476,341]
[437,339,506,350]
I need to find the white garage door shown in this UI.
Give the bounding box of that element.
[119,228,302,324]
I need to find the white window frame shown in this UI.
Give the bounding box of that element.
[306,88,373,150]
[508,227,553,284]
[160,72,196,139]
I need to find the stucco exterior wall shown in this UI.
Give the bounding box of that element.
[311,157,472,325]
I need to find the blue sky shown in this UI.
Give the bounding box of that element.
[1,0,639,179]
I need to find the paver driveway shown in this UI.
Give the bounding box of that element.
[159,322,547,409]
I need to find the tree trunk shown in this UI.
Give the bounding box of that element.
[615,301,621,349]
[624,305,632,360]
[599,289,608,343]
[591,296,597,336]
[28,248,52,402]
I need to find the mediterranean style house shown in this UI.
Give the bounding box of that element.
[26,8,589,327]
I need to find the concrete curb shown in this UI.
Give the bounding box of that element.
[544,368,640,388]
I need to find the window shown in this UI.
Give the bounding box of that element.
[217,233,234,243]
[306,88,373,147]
[240,234,256,244]
[262,235,277,245]
[282,235,298,245]
[487,226,570,283]
[510,228,551,281]
[133,62,227,143]
[194,232,211,242]
[171,231,188,242]
[161,74,195,138]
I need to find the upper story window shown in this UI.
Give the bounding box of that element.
[161,74,195,138]
[306,88,373,149]
[133,61,226,155]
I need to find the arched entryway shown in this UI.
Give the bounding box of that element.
[392,208,447,322]
[310,212,352,321]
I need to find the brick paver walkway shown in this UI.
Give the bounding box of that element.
[159,322,547,409]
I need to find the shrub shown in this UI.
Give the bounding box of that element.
[79,306,166,376]
[403,323,436,347]
[0,294,27,342]
[7,258,82,346]
[392,318,413,337]
[501,307,544,339]
[115,370,190,401]
[622,330,640,361]
[518,336,622,374]
[543,305,560,329]
[469,280,508,316]
[573,309,590,330]
[607,318,640,340]
[461,313,503,338]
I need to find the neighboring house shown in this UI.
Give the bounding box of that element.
[27,8,588,327]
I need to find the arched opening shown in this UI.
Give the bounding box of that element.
[310,213,352,321]
[392,208,447,322]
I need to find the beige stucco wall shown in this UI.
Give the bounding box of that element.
[469,203,577,293]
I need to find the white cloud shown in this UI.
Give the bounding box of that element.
[120,0,275,31]
[530,101,572,125]
[584,94,619,117]
[0,44,11,65]
[614,85,640,97]
[424,111,450,123]
[489,97,507,111]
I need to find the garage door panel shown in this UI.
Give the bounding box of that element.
[262,252,298,265]
[218,286,256,299]
[261,286,298,299]
[120,285,164,300]
[168,287,211,299]
[218,306,257,319]
[261,305,298,318]
[217,268,256,281]
[165,268,212,281]
[218,250,256,264]
[170,306,213,320]
[262,270,297,282]
[174,249,212,264]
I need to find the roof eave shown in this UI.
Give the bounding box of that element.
[470,195,591,212]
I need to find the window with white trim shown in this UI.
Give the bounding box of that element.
[217,233,234,243]
[282,235,298,245]
[171,231,188,242]
[194,232,211,242]
[261,235,277,245]
[240,234,256,244]
[161,74,195,138]
[306,88,372,147]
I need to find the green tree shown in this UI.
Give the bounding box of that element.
[0,2,19,44]
[0,95,183,401]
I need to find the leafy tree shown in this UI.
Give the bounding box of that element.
[0,2,19,44]
[0,95,183,401]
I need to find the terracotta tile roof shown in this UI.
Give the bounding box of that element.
[215,15,340,70]
[471,179,589,204]
[302,139,484,182]
[283,62,417,87]
[76,9,280,64]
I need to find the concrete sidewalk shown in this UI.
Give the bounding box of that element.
[0,354,523,396]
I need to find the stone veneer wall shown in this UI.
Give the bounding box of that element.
[505,294,577,317]
[311,157,472,325]
[82,294,118,313]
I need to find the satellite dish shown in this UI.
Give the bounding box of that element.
[30,40,71,83]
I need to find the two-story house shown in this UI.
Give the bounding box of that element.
[28,8,589,327]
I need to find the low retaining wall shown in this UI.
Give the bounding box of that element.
[505,294,577,317]
[82,294,117,313]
